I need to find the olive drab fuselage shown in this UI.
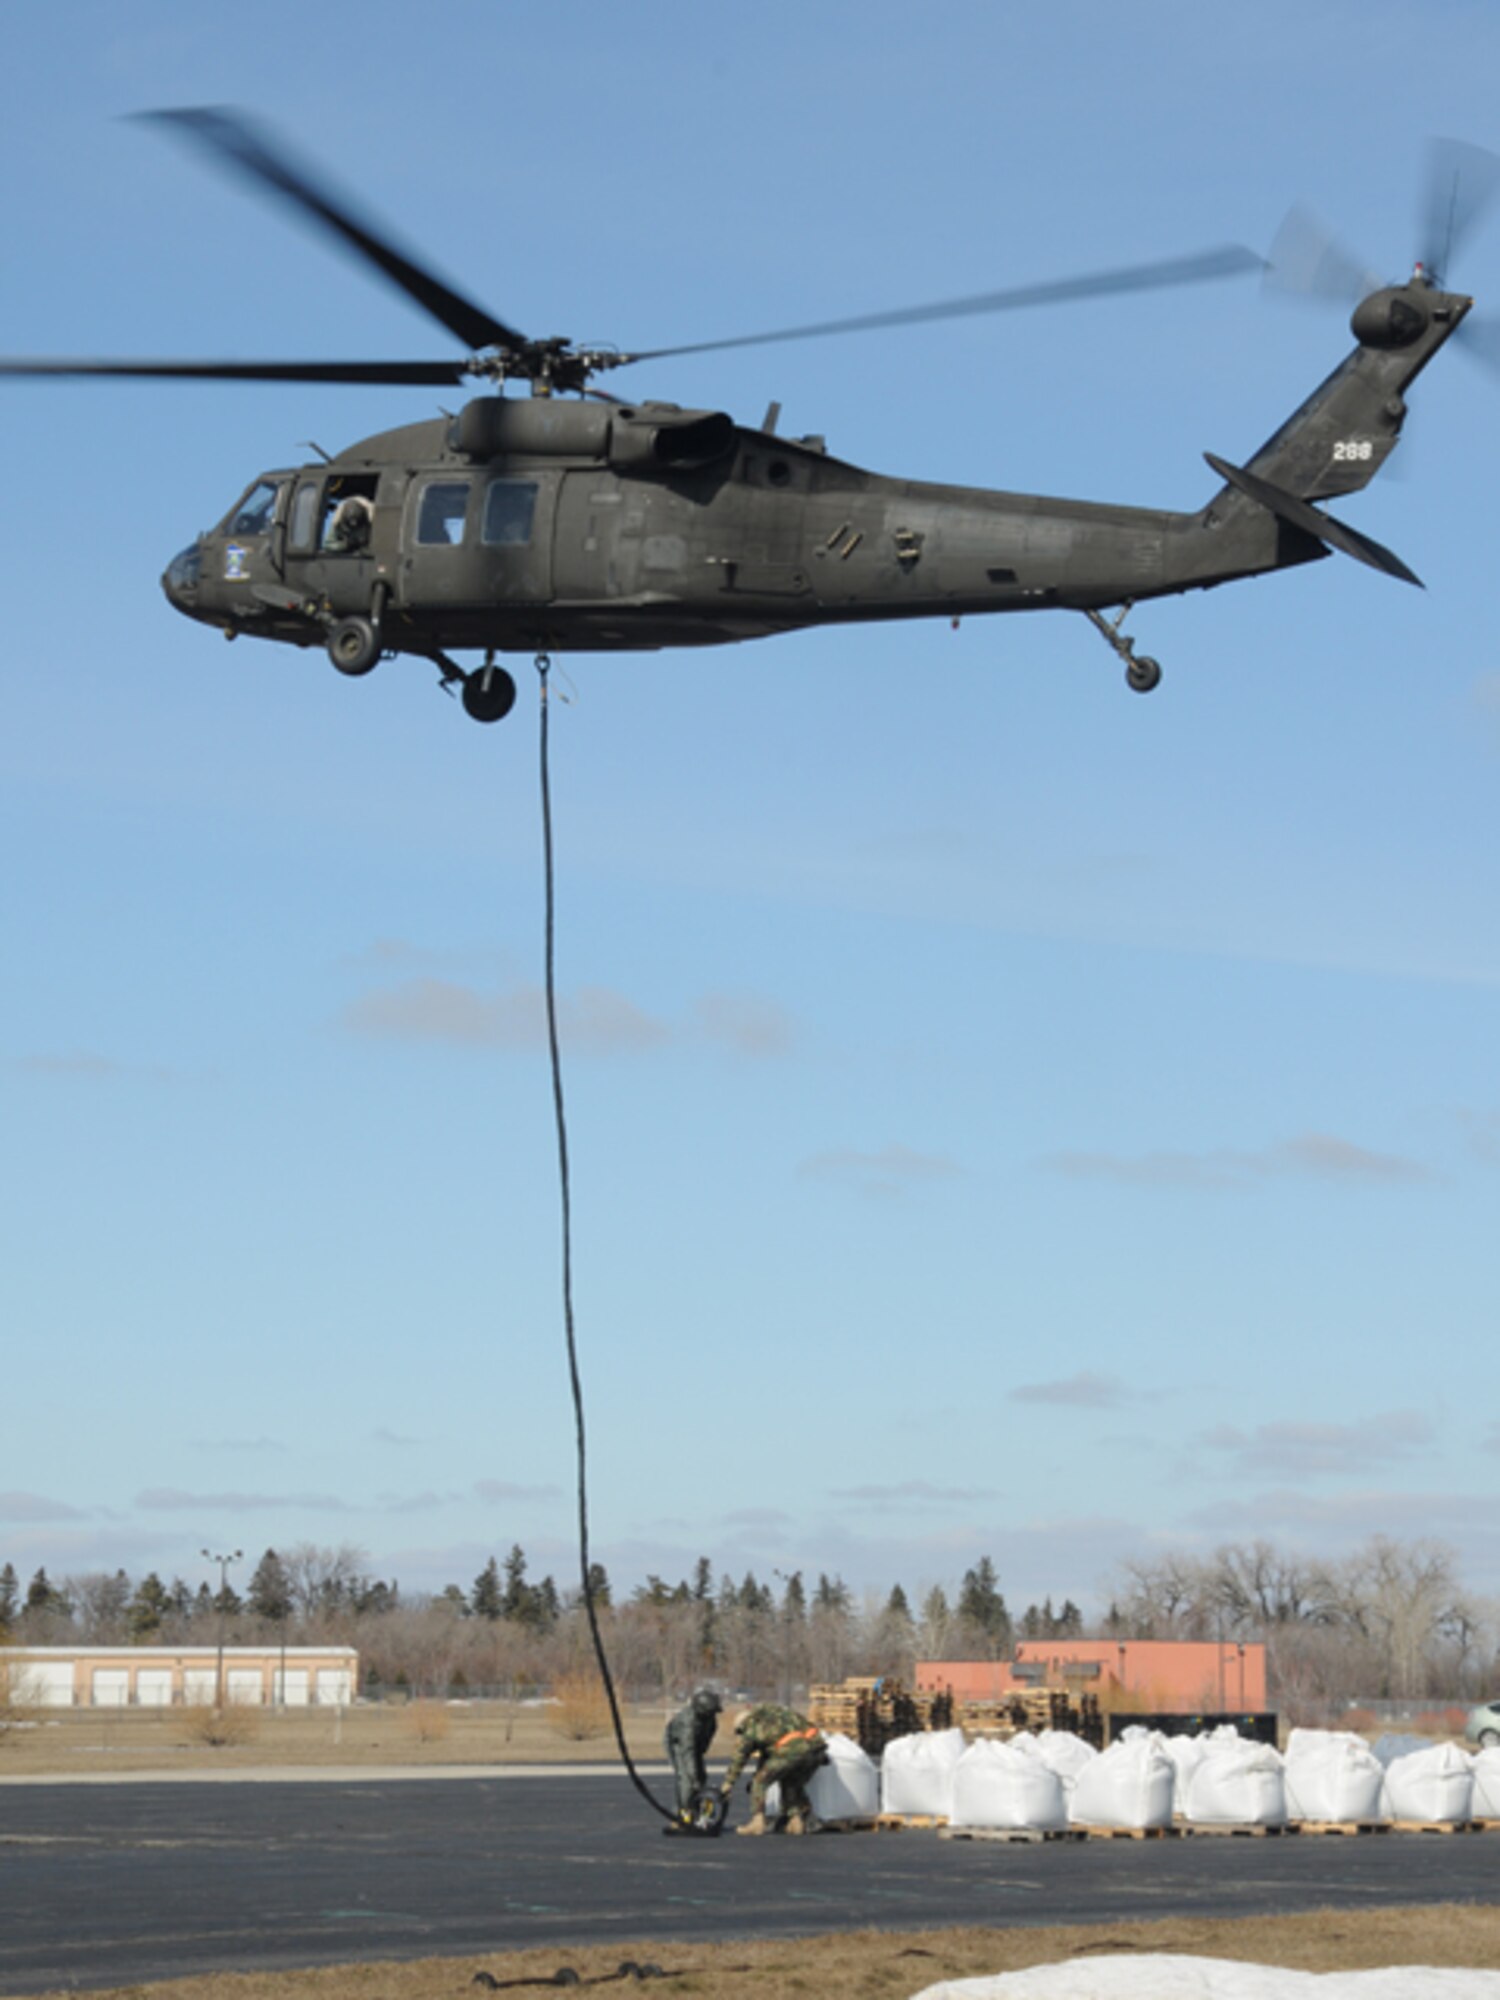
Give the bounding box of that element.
[161,275,1471,704]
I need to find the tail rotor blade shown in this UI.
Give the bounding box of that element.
[1419,136,1500,280]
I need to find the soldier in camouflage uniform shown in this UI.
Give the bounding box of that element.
[719,1702,828,1835]
[664,1687,722,1820]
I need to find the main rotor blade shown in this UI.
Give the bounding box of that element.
[1420,136,1500,279]
[621,246,1265,364]
[0,356,472,385]
[139,107,525,355]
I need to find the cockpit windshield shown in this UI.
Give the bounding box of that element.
[228,479,282,536]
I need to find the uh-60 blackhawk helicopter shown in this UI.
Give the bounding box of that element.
[6,112,1496,723]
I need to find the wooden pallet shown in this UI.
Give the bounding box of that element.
[873,1812,948,1831]
[1295,1821,1390,1837]
[1389,1819,1484,1835]
[1185,1822,1298,1838]
[1073,1824,1181,1840]
[941,1826,1085,1844]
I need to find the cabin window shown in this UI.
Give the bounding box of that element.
[415,480,472,546]
[229,479,282,536]
[289,481,321,552]
[482,479,539,547]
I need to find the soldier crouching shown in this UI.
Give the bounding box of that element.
[720,1703,829,1835]
[664,1687,722,1822]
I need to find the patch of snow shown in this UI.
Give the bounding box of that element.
[910,1955,1500,1997]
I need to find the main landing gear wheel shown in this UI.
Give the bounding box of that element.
[462,662,517,723]
[1126,654,1162,694]
[327,615,381,677]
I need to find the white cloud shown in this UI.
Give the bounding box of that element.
[1010,1371,1127,1410]
[800,1143,961,1198]
[134,1487,349,1513]
[1195,1410,1436,1480]
[1044,1130,1431,1189]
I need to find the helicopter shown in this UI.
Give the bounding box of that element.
[4,111,1492,723]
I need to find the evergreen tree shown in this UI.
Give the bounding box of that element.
[213,1581,244,1619]
[532,1575,560,1627]
[25,1567,58,1614]
[781,1571,807,1622]
[0,1562,17,1630]
[128,1572,172,1641]
[502,1544,531,1621]
[439,1583,470,1617]
[167,1577,193,1619]
[886,1583,912,1623]
[471,1557,503,1621]
[739,1571,773,1613]
[248,1549,293,1624]
[584,1562,611,1608]
[958,1556,1011,1653]
[193,1581,215,1623]
[814,1573,852,1615]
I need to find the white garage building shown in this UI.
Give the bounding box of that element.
[6,1645,358,1708]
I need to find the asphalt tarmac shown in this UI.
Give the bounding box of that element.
[1,1772,1497,1995]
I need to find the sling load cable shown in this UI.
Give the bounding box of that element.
[535,655,674,1825]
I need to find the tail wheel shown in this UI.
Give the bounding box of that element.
[328,616,381,677]
[462,663,518,724]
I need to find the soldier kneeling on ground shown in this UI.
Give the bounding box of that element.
[719,1703,829,1836]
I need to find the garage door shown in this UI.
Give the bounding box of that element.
[183,1669,218,1706]
[226,1669,263,1706]
[91,1669,129,1708]
[315,1669,352,1706]
[273,1668,310,1707]
[10,1660,73,1707]
[135,1669,173,1706]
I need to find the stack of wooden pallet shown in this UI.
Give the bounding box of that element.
[956,1688,1104,1746]
[807,1676,949,1755]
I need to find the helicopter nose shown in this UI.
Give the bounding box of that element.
[161,541,202,612]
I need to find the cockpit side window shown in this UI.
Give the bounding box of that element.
[229,479,282,536]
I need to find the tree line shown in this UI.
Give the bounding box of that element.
[4,1535,1489,1717]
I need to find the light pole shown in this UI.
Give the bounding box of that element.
[201,1548,242,1710]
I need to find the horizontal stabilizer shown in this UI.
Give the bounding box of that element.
[1204,452,1423,588]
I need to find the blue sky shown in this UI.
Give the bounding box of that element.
[4,0,1500,1617]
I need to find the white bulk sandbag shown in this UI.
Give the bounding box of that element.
[880,1726,966,1817]
[1380,1740,1474,1823]
[1068,1732,1175,1829]
[806,1732,878,1820]
[1029,1728,1099,1792]
[1471,1746,1500,1818]
[951,1738,1067,1831]
[1283,1730,1386,1823]
[1160,1733,1209,1815]
[1184,1738,1286,1825]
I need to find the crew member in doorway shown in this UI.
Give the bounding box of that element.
[720,1703,828,1836]
[665,1687,722,1822]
